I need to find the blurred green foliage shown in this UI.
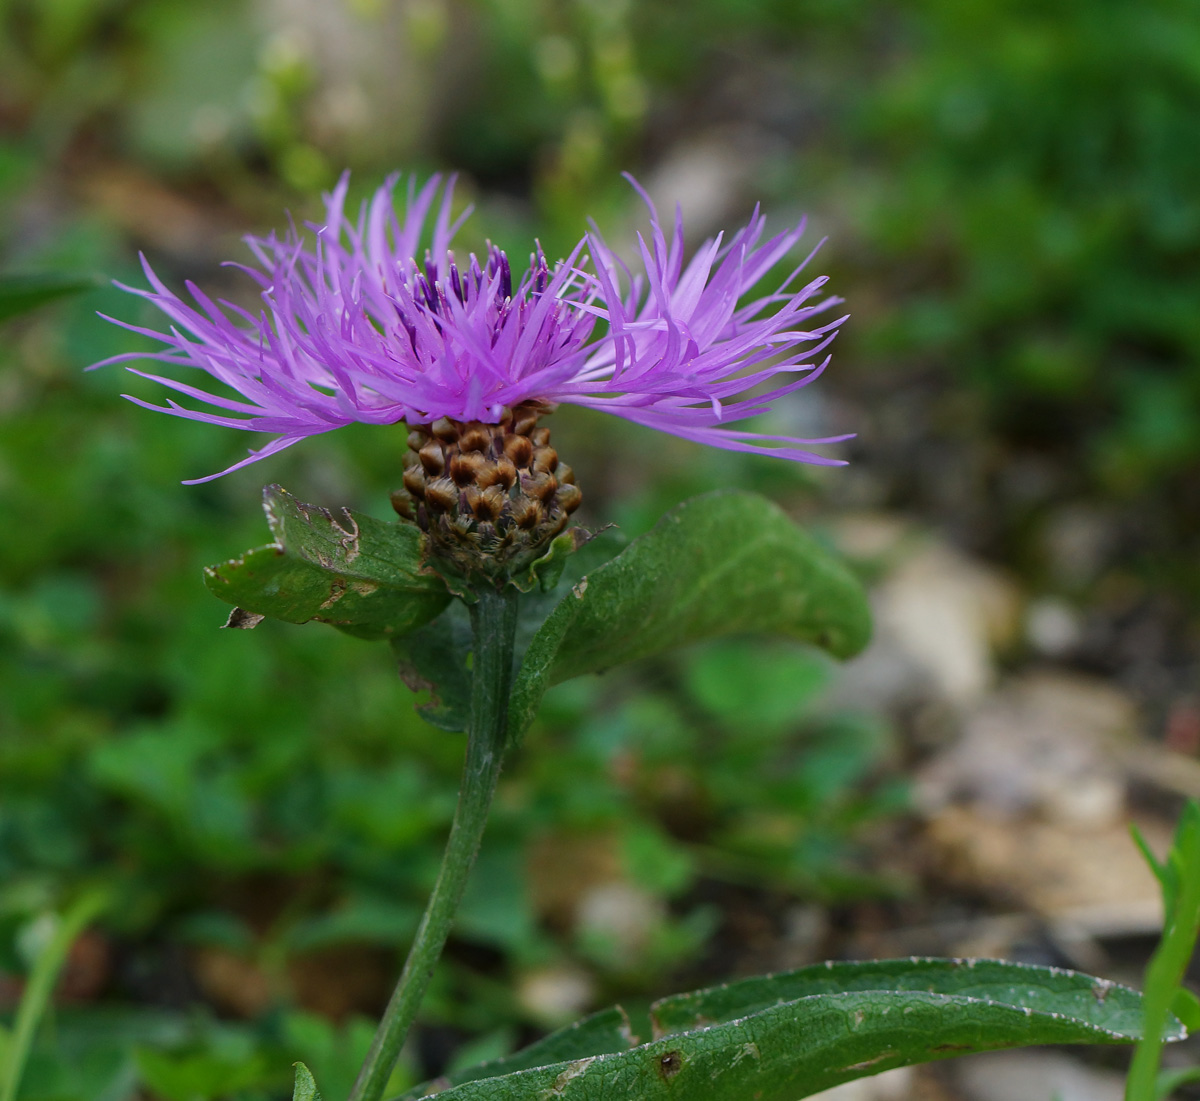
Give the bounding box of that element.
[2,0,1195,1094]
[847,0,1200,495]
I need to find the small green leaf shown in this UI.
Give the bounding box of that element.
[511,529,590,593]
[422,959,1178,1101]
[1128,800,1200,1101]
[508,490,871,741]
[0,271,100,323]
[1170,986,1200,1032]
[293,1062,324,1101]
[391,602,474,731]
[135,1048,272,1101]
[393,1007,637,1101]
[204,485,449,639]
[1132,823,1168,891]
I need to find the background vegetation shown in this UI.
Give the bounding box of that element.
[2,0,1199,1097]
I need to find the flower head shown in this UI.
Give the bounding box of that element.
[96,172,849,483]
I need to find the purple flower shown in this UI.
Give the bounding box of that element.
[96,172,850,482]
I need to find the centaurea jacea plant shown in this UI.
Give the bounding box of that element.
[99,175,1182,1101]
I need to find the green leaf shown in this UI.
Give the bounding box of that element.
[422,959,1179,1101]
[1170,986,1200,1032]
[293,1062,324,1101]
[507,529,591,594]
[0,271,100,323]
[393,1007,637,1101]
[1128,799,1200,1101]
[1132,823,1168,892]
[508,490,871,741]
[391,602,474,730]
[648,957,1174,1039]
[203,485,449,640]
[135,1048,272,1101]
[391,530,626,734]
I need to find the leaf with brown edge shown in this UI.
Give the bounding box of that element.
[203,485,449,640]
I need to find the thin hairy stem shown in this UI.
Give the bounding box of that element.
[349,586,519,1101]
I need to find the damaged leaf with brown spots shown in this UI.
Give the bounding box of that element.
[203,484,449,640]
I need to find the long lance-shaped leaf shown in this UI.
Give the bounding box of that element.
[393,1008,637,1101]
[649,957,1166,1038]
[204,485,449,640]
[414,959,1182,1101]
[508,490,871,740]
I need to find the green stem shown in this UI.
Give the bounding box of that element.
[1126,808,1200,1101]
[1,889,109,1101]
[349,586,519,1101]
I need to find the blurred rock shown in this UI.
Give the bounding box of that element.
[1042,506,1117,588]
[287,944,394,1020]
[1124,743,1200,801]
[527,831,663,968]
[1164,695,1200,755]
[841,541,1021,711]
[809,1067,913,1100]
[997,454,1062,507]
[915,674,1167,943]
[189,946,274,1017]
[822,631,932,717]
[79,166,229,259]
[58,928,112,1003]
[527,832,622,931]
[193,940,393,1020]
[954,1050,1123,1101]
[0,927,111,1009]
[924,806,1166,931]
[828,512,913,565]
[516,964,596,1028]
[1024,596,1083,657]
[775,903,830,970]
[257,0,446,160]
[575,882,664,968]
[642,127,778,239]
[916,672,1135,825]
[903,914,1033,964]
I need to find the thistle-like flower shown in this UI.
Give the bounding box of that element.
[97,172,849,577]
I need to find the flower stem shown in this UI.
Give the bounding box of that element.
[349,585,519,1101]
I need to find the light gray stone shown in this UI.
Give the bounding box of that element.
[955,1050,1124,1101]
